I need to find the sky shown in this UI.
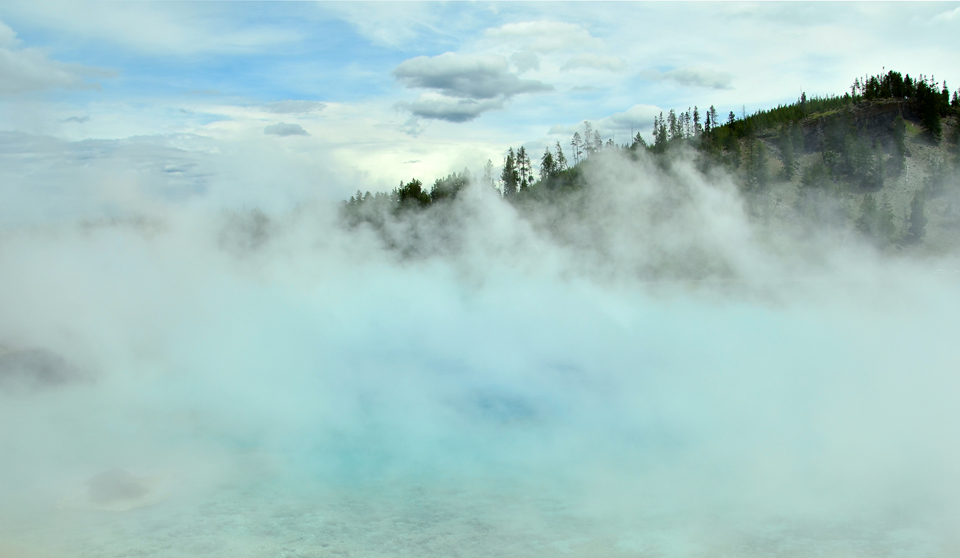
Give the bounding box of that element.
[1,1,959,221]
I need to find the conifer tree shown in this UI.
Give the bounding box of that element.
[517,146,529,189]
[483,159,495,189]
[540,148,555,182]
[571,132,583,165]
[554,142,568,171]
[501,148,518,197]
[668,109,679,140]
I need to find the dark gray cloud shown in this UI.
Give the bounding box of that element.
[394,52,551,100]
[396,97,503,123]
[263,122,309,136]
[640,66,734,90]
[393,52,551,121]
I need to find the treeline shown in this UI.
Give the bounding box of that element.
[343,68,960,244]
[856,70,956,139]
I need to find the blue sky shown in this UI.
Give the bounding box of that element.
[1,1,959,221]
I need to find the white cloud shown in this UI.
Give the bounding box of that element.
[0,21,19,48]
[0,3,298,56]
[261,101,326,115]
[934,6,960,21]
[263,122,309,137]
[0,20,112,95]
[641,66,734,90]
[510,50,540,73]
[484,21,603,52]
[547,104,661,142]
[560,54,626,72]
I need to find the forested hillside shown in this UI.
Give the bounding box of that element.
[343,70,960,252]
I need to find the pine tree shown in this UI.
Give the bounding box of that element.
[571,132,583,165]
[745,139,769,189]
[668,109,679,141]
[554,142,568,171]
[483,159,495,189]
[501,148,518,197]
[653,113,667,152]
[517,146,529,188]
[540,148,555,182]
[693,106,702,136]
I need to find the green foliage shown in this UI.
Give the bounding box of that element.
[905,191,927,243]
[397,178,431,207]
[924,158,947,197]
[891,115,907,174]
[342,67,955,252]
[790,122,804,152]
[801,160,831,189]
[540,148,556,182]
[855,193,896,244]
[744,139,769,189]
[855,193,878,236]
[778,123,795,180]
[501,148,519,197]
[429,172,469,203]
[878,194,896,241]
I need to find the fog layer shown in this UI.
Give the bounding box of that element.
[2,150,959,557]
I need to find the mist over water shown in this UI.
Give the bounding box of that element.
[2,150,960,557]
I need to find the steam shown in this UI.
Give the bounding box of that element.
[2,148,960,557]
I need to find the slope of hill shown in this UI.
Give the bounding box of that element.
[342,70,960,257]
